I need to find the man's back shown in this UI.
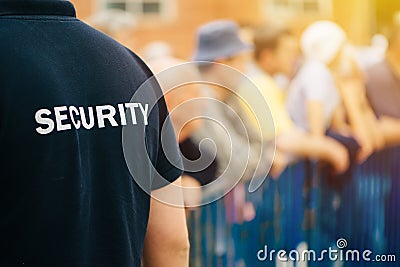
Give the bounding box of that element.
[0,1,182,266]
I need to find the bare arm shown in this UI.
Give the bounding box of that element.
[276,129,349,173]
[142,178,189,267]
[363,101,386,149]
[330,104,352,136]
[379,116,400,146]
[181,175,202,208]
[338,78,376,161]
[306,100,326,136]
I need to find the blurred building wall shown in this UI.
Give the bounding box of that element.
[70,0,93,19]
[375,0,400,31]
[332,0,374,45]
[121,0,264,59]
[71,0,393,59]
[72,0,263,59]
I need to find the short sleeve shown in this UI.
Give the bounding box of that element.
[151,96,183,190]
[302,62,334,101]
[128,50,183,191]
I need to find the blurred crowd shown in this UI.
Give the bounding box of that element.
[89,12,400,267]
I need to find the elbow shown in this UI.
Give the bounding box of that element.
[143,231,190,267]
[160,229,190,260]
[172,233,190,258]
[158,234,190,265]
[178,238,190,260]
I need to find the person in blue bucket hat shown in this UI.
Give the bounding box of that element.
[192,20,275,267]
[193,20,253,62]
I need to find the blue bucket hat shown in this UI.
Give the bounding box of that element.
[193,20,253,62]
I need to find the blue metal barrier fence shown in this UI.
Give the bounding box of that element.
[188,146,399,267]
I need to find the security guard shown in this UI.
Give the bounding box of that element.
[0,1,188,266]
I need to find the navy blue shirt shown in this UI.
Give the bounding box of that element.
[0,1,182,266]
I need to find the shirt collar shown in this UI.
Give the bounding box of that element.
[0,0,76,17]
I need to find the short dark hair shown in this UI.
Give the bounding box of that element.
[253,26,292,60]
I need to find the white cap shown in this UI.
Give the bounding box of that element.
[141,41,173,63]
[301,20,347,64]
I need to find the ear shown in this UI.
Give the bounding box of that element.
[259,49,274,62]
[214,58,229,65]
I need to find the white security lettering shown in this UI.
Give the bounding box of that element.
[69,106,81,129]
[96,105,118,128]
[35,109,55,135]
[125,103,139,124]
[138,103,149,125]
[80,107,95,130]
[118,103,127,126]
[35,103,148,135]
[54,106,71,131]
